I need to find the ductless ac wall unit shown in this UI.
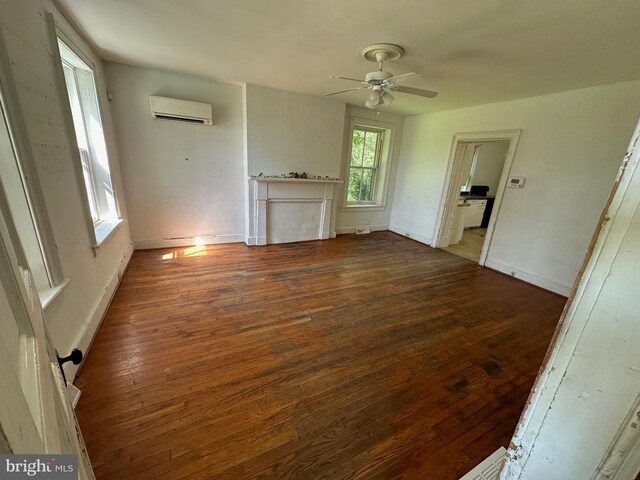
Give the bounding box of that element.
[149,95,213,125]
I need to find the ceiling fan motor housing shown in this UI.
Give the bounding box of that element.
[365,71,393,84]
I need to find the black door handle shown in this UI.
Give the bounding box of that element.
[56,348,83,386]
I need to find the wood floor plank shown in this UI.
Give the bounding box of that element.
[75,232,565,479]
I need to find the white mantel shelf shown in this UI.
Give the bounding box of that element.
[249,176,343,184]
[247,176,343,246]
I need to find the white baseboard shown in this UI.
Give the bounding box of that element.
[245,235,267,246]
[335,224,389,235]
[134,233,244,250]
[484,258,571,296]
[389,224,433,246]
[66,241,134,381]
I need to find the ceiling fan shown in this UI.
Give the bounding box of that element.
[325,44,438,109]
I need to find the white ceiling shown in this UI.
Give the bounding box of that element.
[57,0,640,116]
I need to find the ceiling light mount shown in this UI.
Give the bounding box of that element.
[361,44,405,64]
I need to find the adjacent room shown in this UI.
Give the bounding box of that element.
[1,1,639,479]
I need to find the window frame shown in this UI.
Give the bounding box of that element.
[0,27,64,295]
[342,117,397,211]
[49,15,122,249]
[59,52,104,227]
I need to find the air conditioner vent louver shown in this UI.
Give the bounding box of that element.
[153,114,207,125]
[149,95,212,126]
[460,447,506,480]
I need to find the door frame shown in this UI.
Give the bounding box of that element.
[432,130,521,265]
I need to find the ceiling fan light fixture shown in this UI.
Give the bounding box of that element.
[382,91,394,106]
[365,90,381,109]
[364,98,377,109]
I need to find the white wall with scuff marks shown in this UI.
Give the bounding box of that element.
[335,106,404,234]
[105,62,245,249]
[0,0,132,376]
[391,79,640,294]
[501,118,640,480]
[244,84,346,178]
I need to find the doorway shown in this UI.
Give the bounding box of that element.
[434,131,520,265]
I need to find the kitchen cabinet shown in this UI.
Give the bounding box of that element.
[464,199,487,228]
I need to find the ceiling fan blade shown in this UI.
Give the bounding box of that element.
[329,75,368,84]
[395,86,439,98]
[386,72,423,82]
[324,86,370,96]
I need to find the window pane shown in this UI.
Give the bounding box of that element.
[360,168,374,202]
[58,38,117,225]
[62,64,88,151]
[79,149,99,223]
[348,168,362,202]
[351,129,365,166]
[363,131,379,167]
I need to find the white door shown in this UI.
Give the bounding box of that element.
[441,143,480,246]
[0,120,95,480]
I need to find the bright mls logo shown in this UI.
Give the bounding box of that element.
[0,455,77,479]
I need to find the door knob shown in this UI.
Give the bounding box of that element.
[56,348,83,386]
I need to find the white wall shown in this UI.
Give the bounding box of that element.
[471,141,509,195]
[105,62,245,248]
[0,0,133,375]
[245,84,345,177]
[335,106,404,234]
[391,79,640,294]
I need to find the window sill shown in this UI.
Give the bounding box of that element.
[39,278,70,312]
[92,218,123,249]
[341,204,386,212]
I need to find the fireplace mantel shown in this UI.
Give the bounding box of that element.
[247,176,343,246]
[250,177,342,184]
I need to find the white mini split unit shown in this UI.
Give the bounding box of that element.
[149,95,213,125]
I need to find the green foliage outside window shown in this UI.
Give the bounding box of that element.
[348,128,382,202]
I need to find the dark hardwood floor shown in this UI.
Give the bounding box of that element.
[74,232,566,479]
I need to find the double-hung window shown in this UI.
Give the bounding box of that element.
[347,127,384,204]
[57,38,118,243]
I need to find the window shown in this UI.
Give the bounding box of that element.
[348,127,384,203]
[57,38,118,243]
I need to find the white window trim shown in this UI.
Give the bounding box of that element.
[38,279,70,312]
[46,13,122,253]
[342,117,396,211]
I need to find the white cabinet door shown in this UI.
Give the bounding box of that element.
[464,200,487,228]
